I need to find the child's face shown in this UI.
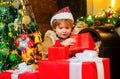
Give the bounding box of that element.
[54,21,73,39]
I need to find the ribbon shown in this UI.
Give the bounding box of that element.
[11,73,18,79]
[70,62,82,79]
[95,60,104,79]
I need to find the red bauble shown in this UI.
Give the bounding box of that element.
[15,39,20,48]
[20,33,27,40]
[27,39,34,48]
[21,48,27,54]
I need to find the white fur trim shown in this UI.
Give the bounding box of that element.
[50,12,74,26]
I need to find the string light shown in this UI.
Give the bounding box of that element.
[111,0,115,8]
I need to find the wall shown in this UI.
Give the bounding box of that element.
[87,0,120,15]
[29,0,57,37]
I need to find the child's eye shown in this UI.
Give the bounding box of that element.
[65,27,70,29]
[59,27,63,29]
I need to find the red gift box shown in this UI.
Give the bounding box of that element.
[0,71,39,79]
[38,58,110,79]
[70,32,95,55]
[48,40,69,60]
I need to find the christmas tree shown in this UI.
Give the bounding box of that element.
[0,0,43,72]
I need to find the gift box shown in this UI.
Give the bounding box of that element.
[69,32,95,55]
[48,40,69,60]
[0,62,39,79]
[0,71,39,79]
[38,58,110,79]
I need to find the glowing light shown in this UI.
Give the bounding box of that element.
[111,0,115,7]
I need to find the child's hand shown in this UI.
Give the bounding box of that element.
[61,38,76,46]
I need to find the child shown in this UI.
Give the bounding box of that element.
[41,6,100,57]
[41,6,76,56]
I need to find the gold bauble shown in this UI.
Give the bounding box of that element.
[8,32,13,37]
[22,15,31,25]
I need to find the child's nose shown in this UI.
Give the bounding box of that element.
[62,29,67,32]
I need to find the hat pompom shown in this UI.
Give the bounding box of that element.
[50,6,74,26]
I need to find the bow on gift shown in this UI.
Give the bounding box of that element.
[75,50,101,61]
[53,40,63,47]
[5,62,37,79]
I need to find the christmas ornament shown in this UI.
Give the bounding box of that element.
[29,22,36,28]
[8,50,22,69]
[0,23,5,32]
[21,33,27,40]
[8,32,13,37]
[18,9,24,16]
[18,38,29,50]
[105,6,113,18]
[27,39,34,48]
[12,0,20,9]
[0,47,10,56]
[22,15,31,25]
[34,32,42,43]
[22,48,34,64]
[15,33,34,50]
[9,52,16,61]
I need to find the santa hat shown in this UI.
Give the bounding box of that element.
[50,6,74,26]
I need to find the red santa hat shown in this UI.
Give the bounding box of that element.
[50,6,74,26]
